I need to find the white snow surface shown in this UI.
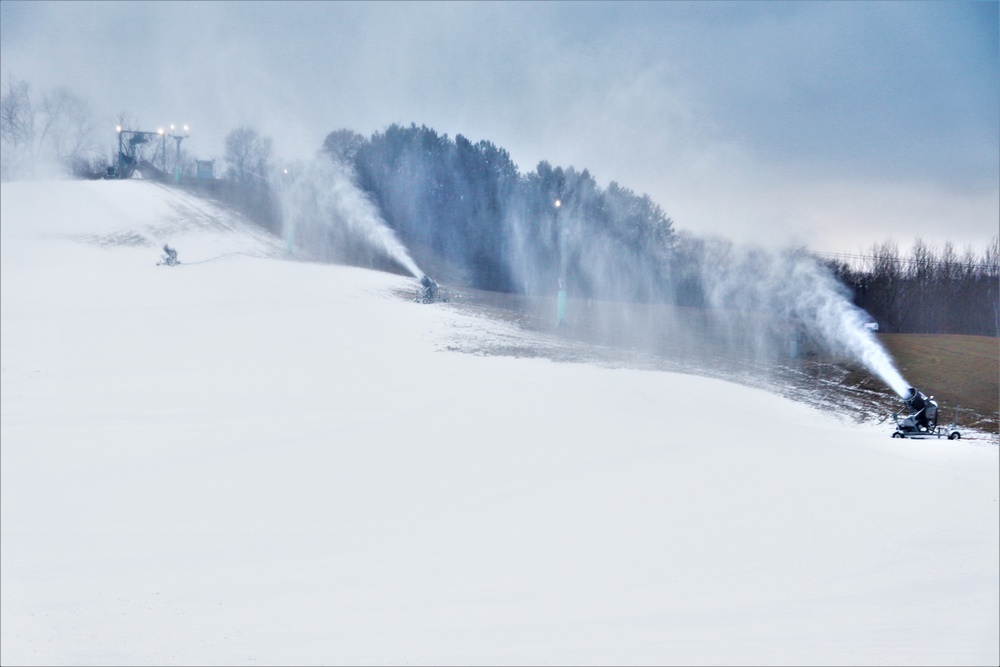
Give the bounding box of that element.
[2,180,998,666]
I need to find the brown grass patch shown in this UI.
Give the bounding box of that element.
[878,334,999,426]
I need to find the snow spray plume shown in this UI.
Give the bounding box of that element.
[502,186,672,350]
[502,193,909,397]
[694,239,911,397]
[276,158,422,278]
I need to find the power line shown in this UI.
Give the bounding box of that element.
[810,250,996,272]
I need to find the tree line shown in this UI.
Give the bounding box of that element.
[324,123,676,299]
[120,112,1000,342]
[248,123,1000,338]
[3,76,996,338]
[0,75,100,180]
[824,238,1000,337]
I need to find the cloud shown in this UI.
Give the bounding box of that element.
[2,1,996,252]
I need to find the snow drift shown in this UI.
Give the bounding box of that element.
[1,180,997,666]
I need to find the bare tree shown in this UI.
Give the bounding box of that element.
[322,129,365,164]
[42,86,98,173]
[224,126,272,187]
[167,145,195,180]
[937,241,960,333]
[840,236,999,336]
[0,75,34,178]
[114,111,139,134]
[986,236,1000,337]
[867,240,904,332]
[0,75,98,179]
[906,238,934,332]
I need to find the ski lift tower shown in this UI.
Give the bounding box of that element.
[115,125,167,179]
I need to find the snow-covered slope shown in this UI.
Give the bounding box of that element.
[2,180,998,666]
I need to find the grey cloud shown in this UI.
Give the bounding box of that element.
[2,1,996,252]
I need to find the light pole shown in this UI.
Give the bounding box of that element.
[555,198,567,327]
[116,125,124,177]
[157,127,165,174]
[167,124,189,183]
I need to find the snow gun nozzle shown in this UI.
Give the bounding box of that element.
[415,275,443,303]
[903,386,930,413]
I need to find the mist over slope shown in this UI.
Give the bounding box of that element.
[1,179,286,258]
[1,180,997,666]
[289,138,930,419]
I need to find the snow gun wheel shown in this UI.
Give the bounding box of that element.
[948,431,961,440]
[892,431,903,438]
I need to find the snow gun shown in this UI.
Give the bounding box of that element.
[891,386,961,440]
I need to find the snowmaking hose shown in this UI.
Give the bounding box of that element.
[161,251,266,266]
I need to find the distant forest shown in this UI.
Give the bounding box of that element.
[323,124,675,302]
[825,240,999,337]
[316,123,998,337]
[4,70,994,338]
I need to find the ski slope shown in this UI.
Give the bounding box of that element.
[1,180,998,666]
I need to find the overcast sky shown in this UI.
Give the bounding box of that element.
[2,1,997,254]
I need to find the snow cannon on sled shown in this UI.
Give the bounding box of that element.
[414,275,448,304]
[157,244,180,266]
[891,386,960,440]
